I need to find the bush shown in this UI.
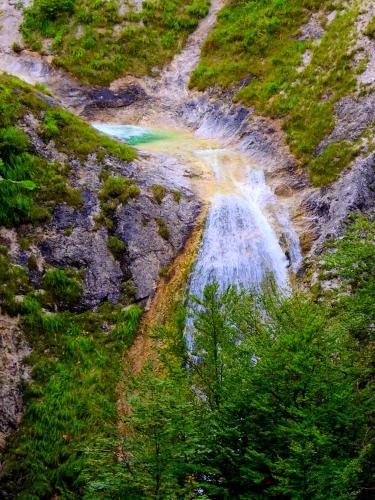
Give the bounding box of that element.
[101,176,140,203]
[107,235,126,260]
[11,42,23,53]
[34,0,75,19]
[364,16,375,39]
[156,218,170,240]
[0,127,30,159]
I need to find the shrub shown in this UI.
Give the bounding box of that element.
[34,0,75,19]
[27,255,38,271]
[101,176,140,204]
[172,190,181,203]
[156,218,170,240]
[107,235,126,260]
[0,127,30,159]
[0,250,30,313]
[11,42,23,53]
[364,16,375,39]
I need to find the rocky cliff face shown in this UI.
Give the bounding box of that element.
[0,89,200,449]
[8,113,200,309]
[0,315,31,453]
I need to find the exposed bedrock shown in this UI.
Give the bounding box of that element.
[4,113,201,310]
[303,151,375,253]
[0,315,31,453]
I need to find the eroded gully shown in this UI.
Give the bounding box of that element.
[0,0,302,303]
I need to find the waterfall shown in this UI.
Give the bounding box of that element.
[93,124,297,296]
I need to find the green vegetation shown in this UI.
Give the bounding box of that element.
[41,108,136,161]
[41,268,82,309]
[151,183,167,204]
[364,15,375,39]
[21,0,210,85]
[80,215,372,499]
[0,231,140,499]
[0,72,144,497]
[98,175,140,228]
[1,298,141,498]
[156,218,170,240]
[100,175,140,205]
[107,234,126,260]
[191,1,369,186]
[308,140,357,185]
[11,41,23,53]
[0,245,31,314]
[172,189,181,203]
[0,73,135,227]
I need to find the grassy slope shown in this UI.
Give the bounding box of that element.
[0,74,142,498]
[0,73,135,227]
[191,0,373,186]
[21,0,210,86]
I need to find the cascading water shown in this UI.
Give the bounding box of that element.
[93,124,298,300]
[92,0,301,351]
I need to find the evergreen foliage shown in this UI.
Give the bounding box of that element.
[100,215,373,499]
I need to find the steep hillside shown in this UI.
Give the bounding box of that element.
[191,0,375,186]
[0,0,374,498]
[0,73,200,497]
[19,0,210,85]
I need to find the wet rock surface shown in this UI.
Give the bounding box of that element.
[84,85,148,114]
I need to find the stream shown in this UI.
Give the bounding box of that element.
[93,124,301,300]
[91,0,301,301]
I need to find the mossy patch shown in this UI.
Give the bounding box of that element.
[152,183,167,204]
[156,218,170,240]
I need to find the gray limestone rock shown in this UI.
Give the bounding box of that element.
[0,315,31,452]
[303,151,375,253]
